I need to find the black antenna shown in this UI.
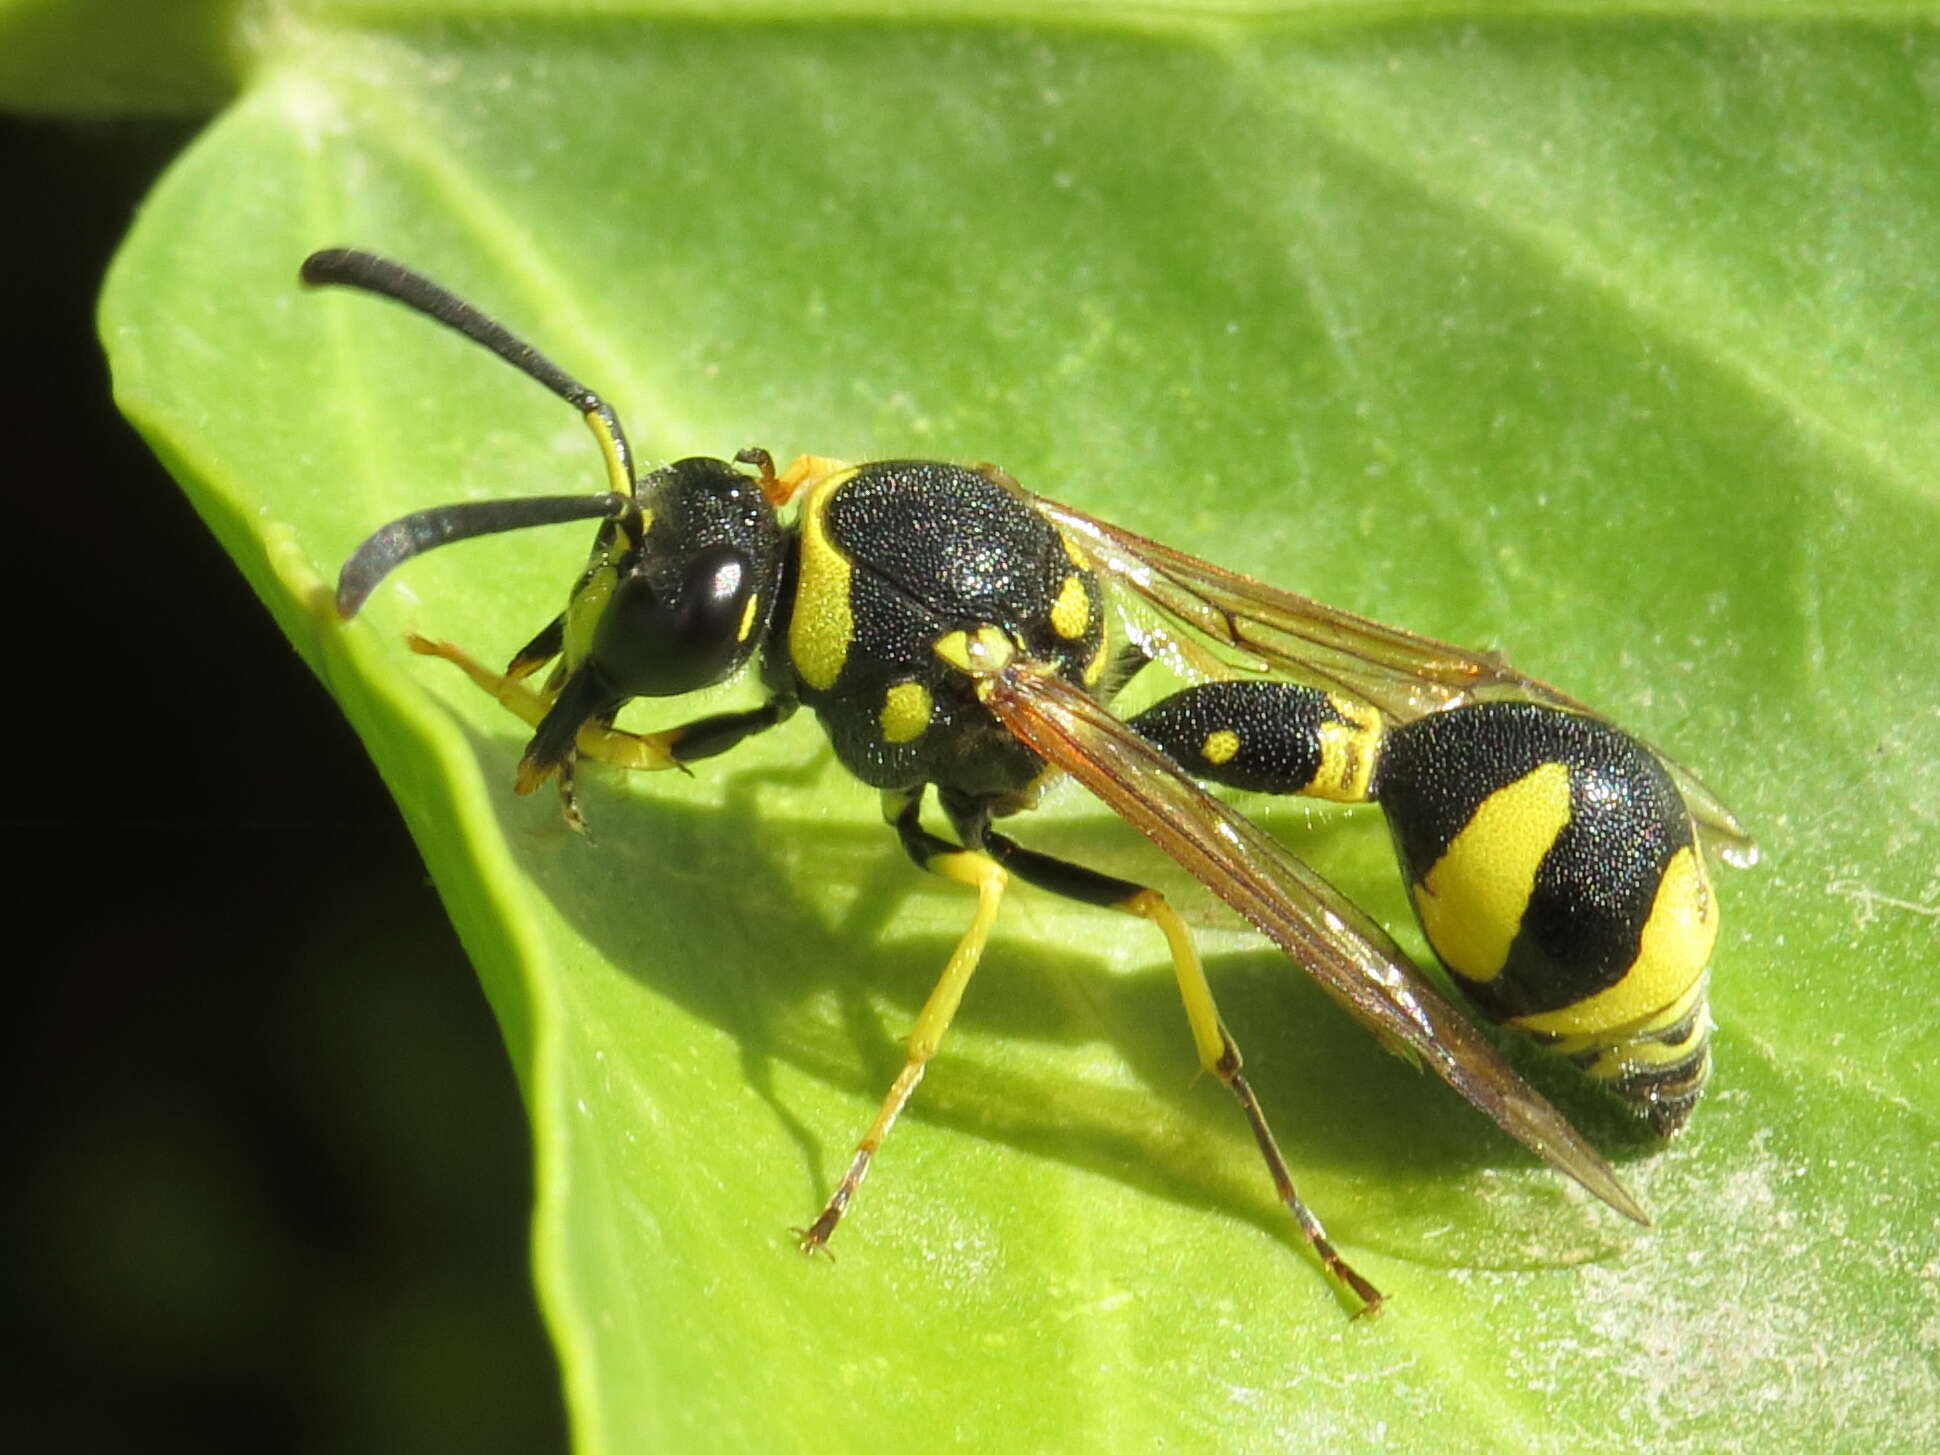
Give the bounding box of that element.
[335,493,624,619]
[304,249,650,618]
[300,248,637,498]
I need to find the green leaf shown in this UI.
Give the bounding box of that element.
[0,0,241,113]
[105,9,1940,1452]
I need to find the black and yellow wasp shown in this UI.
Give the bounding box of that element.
[308,248,1754,1311]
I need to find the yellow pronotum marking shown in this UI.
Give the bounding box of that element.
[1413,762,1572,982]
[1202,728,1241,766]
[1310,694,1384,804]
[879,681,932,743]
[786,470,859,692]
[1049,574,1090,640]
[1514,848,1717,1037]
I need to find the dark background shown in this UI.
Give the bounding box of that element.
[2,117,569,1451]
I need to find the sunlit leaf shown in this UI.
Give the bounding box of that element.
[105,8,1940,1451]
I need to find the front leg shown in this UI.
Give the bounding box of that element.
[408,634,684,772]
[406,634,797,828]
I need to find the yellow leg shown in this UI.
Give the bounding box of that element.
[1123,887,1384,1313]
[798,848,1008,1253]
[406,634,681,772]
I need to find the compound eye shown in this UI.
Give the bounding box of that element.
[592,543,755,697]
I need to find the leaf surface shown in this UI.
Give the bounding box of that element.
[105,9,1940,1451]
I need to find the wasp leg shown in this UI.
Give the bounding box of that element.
[970,820,1384,1313]
[657,696,799,764]
[504,613,564,682]
[406,633,796,774]
[407,634,683,772]
[797,789,1009,1255]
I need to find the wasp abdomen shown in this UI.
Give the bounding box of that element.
[1125,680,1384,803]
[1376,701,1716,1133]
[1132,683,1717,1133]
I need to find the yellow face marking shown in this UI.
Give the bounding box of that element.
[737,592,760,643]
[786,470,859,691]
[563,562,619,668]
[1311,694,1384,804]
[879,681,933,744]
[1412,762,1571,983]
[1202,728,1241,765]
[1050,574,1090,640]
[1060,531,1089,570]
[1514,848,1717,1037]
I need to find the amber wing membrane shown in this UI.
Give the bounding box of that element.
[980,658,1648,1223]
[1032,496,1754,861]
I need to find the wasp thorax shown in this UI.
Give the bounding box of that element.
[931,624,1017,677]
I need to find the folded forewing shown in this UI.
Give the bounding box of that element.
[981,657,1647,1224]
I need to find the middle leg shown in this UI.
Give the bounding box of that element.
[796,788,1010,1254]
[970,818,1385,1312]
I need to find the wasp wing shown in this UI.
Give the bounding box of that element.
[1033,494,1755,860]
[981,656,1647,1224]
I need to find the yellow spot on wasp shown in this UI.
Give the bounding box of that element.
[1050,574,1090,640]
[1515,849,1716,1037]
[933,625,1014,675]
[1202,729,1241,765]
[1311,694,1383,803]
[787,471,858,691]
[563,562,618,667]
[1413,762,1571,982]
[879,681,933,744]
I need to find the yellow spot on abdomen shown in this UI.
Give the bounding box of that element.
[1050,574,1090,639]
[1413,762,1571,982]
[879,681,933,743]
[1514,847,1717,1037]
[787,474,857,692]
[1202,729,1240,765]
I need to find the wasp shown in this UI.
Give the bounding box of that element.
[305,248,1754,1312]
